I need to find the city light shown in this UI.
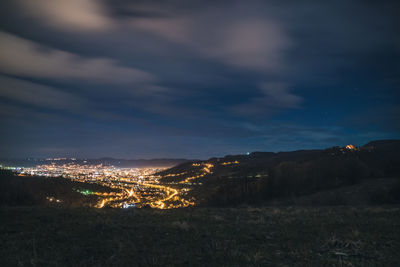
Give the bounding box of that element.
[16,163,194,209]
[12,159,241,209]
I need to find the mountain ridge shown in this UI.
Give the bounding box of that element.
[158,139,400,206]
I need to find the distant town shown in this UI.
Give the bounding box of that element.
[5,163,195,209]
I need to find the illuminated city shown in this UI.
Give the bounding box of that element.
[15,163,195,209]
[8,160,241,209]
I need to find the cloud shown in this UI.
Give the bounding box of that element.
[0,76,84,111]
[259,82,303,108]
[131,4,290,72]
[230,82,302,115]
[16,0,114,31]
[0,31,155,84]
[0,102,31,119]
[0,76,155,124]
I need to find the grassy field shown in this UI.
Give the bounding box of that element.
[1,206,399,266]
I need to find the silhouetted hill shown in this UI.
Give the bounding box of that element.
[363,139,400,151]
[0,169,114,207]
[158,140,400,206]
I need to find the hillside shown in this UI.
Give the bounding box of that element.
[1,140,400,266]
[158,140,400,206]
[268,178,400,206]
[0,170,114,207]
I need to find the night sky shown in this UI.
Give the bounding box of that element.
[0,0,399,159]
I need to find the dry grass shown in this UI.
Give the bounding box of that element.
[0,206,399,266]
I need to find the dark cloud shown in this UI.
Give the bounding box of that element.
[0,76,84,111]
[0,31,155,84]
[230,82,302,115]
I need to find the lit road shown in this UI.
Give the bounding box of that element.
[14,161,239,209]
